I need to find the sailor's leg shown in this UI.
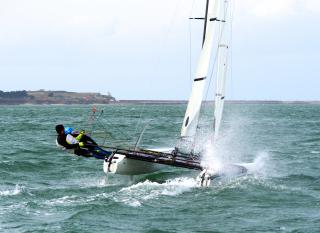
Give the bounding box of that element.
[74,148,92,157]
[81,135,98,145]
[88,146,112,160]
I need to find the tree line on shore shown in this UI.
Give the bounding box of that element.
[0,90,28,98]
[0,90,116,104]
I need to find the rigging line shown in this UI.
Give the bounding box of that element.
[93,117,111,136]
[131,0,183,145]
[94,115,128,139]
[134,119,153,150]
[88,107,152,147]
[94,120,131,147]
[202,39,220,104]
[133,103,146,138]
[152,0,184,78]
[91,109,104,135]
[88,109,130,145]
[189,13,193,84]
[86,106,97,134]
[87,107,105,134]
[188,0,199,88]
[188,0,196,84]
[229,0,235,100]
[90,116,112,145]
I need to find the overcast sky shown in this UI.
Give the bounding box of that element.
[0,0,319,100]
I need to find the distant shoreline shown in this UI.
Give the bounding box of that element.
[115,100,320,105]
[0,90,115,105]
[0,90,319,105]
[1,100,318,106]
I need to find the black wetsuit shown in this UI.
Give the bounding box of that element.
[76,134,100,157]
[57,133,98,157]
[74,135,112,159]
[56,133,78,150]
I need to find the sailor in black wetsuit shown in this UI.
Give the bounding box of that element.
[55,124,112,159]
[55,124,98,157]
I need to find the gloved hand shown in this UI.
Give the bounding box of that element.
[79,142,85,147]
[76,130,85,141]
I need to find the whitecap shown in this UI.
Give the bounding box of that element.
[113,177,197,207]
[0,185,22,196]
[44,192,114,207]
[44,195,78,206]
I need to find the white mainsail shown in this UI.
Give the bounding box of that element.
[181,0,222,139]
[213,0,230,140]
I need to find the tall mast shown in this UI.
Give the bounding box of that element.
[202,0,210,47]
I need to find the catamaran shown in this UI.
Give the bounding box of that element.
[103,0,246,186]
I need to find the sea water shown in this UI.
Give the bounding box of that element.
[0,103,319,232]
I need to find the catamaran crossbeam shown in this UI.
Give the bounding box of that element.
[104,148,202,175]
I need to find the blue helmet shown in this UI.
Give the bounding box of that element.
[64,127,74,134]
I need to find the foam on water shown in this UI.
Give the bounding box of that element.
[42,177,197,208]
[197,124,275,180]
[0,185,23,197]
[59,175,124,190]
[44,192,113,207]
[113,177,197,207]
[45,195,79,206]
[311,150,320,154]
[241,151,271,176]
[75,176,114,188]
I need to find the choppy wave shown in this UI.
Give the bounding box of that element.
[310,150,320,154]
[0,185,23,196]
[43,192,112,207]
[1,104,320,232]
[113,177,197,207]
